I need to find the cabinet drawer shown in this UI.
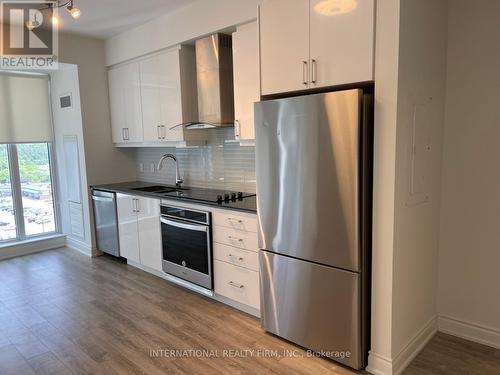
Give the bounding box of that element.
[212,210,257,233]
[213,243,259,272]
[214,260,260,309]
[213,226,258,252]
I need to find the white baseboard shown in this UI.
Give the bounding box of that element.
[367,351,393,375]
[438,315,500,350]
[367,316,437,375]
[0,235,66,261]
[66,237,94,257]
[392,317,437,374]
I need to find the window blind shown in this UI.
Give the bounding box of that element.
[0,74,52,144]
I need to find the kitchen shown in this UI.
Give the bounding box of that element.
[0,1,499,375]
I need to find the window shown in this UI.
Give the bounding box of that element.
[0,144,58,242]
[18,144,56,236]
[0,145,16,241]
[0,73,59,244]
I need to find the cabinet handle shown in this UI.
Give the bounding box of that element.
[226,218,243,225]
[135,198,140,213]
[302,61,308,86]
[228,281,244,289]
[228,236,244,243]
[132,198,140,213]
[162,125,166,140]
[311,59,317,84]
[235,120,241,139]
[157,125,162,140]
[122,128,130,141]
[227,254,244,261]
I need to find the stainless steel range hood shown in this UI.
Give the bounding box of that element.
[175,34,234,130]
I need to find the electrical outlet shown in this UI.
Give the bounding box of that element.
[139,163,144,173]
[150,163,155,173]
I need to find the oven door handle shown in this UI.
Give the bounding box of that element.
[160,217,208,233]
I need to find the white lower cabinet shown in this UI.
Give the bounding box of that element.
[116,194,162,271]
[116,195,259,313]
[213,243,259,272]
[214,259,260,310]
[136,197,162,271]
[213,226,258,252]
[212,209,260,312]
[116,194,140,263]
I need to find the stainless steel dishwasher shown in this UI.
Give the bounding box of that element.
[91,189,120,257]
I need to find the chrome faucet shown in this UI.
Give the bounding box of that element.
[157,154,184,187]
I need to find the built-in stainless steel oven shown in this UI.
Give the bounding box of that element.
[160,204,212,291]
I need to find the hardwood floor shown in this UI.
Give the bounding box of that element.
[0,248,359,375]
[0,248,499,375]
[404,333,500,375]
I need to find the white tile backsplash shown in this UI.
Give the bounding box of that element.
[135,128,256,193]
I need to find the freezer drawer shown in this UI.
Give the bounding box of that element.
[259,250,362,369]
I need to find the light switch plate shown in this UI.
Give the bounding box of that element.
[139,163,144,172]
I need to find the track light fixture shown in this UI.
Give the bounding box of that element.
[29,0,82,27]
[66,0,81,19]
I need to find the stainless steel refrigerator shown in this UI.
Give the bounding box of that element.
[255,89,373,370]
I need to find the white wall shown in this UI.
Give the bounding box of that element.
[105,0,262,66]
[438,0,500,349]
[50,64,93,254]
[367,0,400,372]
[59,33,137,186]
[53,33,136,255]
[369,1,448,374]
[391,0,448,367]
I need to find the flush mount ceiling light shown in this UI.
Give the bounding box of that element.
[314,0,358,16]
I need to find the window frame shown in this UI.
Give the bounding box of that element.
[0,74,61,245]
[0,143,61,244]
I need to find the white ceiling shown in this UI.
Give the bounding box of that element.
[55,0,197,39]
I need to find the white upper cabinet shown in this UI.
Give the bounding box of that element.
[232,22,260,142]
[259,0,375,95]
[108,62,143,143]
[309,0,375,88]
[109,46,204,147]
[259,0,310,96]
[140,47,190,143]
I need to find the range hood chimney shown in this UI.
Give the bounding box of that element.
[181,33,235,130]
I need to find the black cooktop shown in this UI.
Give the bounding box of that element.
[162,187,256,204]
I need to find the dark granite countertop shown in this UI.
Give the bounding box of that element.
[91,181,257,214]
